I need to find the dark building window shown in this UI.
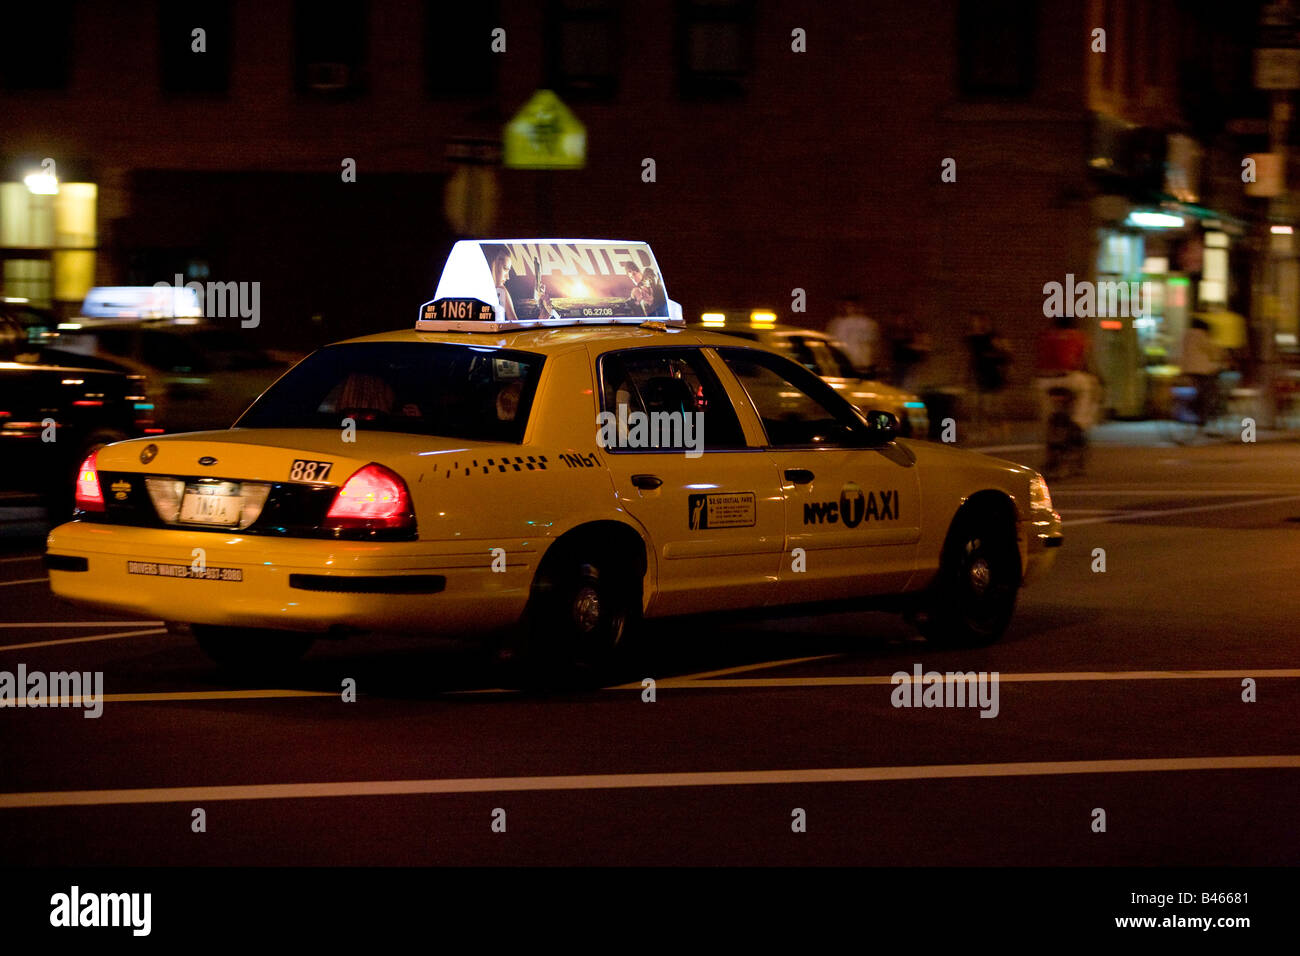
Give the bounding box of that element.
[424,1,499,96]
[159,0,232,95]
[956,0,1037,97]
[0,2,73,91]
[675,0,754,101]
[294,0,369,97]
[544,0,621,101]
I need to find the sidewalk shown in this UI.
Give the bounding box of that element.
[964,419,1297,454]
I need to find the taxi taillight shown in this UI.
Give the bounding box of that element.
[324,463,414,533]
[74,451,105,512]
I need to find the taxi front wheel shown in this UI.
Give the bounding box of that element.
[192,624,314,675]
[911,510,1021,648]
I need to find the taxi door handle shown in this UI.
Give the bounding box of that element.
[784,468,815,485]
[631,474,662,490]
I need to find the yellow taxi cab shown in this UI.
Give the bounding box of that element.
[46,240,1061,680]
[691,311,929,437]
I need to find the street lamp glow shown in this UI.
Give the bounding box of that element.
[24,171,59,195]
[1125,211,1184,229]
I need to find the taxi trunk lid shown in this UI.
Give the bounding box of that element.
[87,429,420,540]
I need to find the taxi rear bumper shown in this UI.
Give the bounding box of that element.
[45,520,535,635]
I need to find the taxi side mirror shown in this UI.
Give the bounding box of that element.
[861,409,899,445]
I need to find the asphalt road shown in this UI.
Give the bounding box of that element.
[1,436,1298,868]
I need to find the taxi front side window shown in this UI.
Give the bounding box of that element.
[236,342,544,442]
[717,346,868,448]
[598,347,746,451]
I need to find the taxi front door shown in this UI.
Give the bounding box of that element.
[713,346,922,603]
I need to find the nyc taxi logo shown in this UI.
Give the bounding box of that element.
[803,481,899,526]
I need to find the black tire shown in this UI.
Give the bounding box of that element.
[913,507,1021,648]
[507,546,640,688]
[192,624,314,676]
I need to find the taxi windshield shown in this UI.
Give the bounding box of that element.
[235,342,544,442]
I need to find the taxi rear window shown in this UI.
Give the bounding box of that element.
[235,342,544,443]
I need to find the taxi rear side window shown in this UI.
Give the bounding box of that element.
[236,342,544,443]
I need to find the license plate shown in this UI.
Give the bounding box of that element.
[180,487,242,526]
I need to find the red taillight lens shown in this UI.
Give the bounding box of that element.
[324,463,414,532]
[74,451,105,512]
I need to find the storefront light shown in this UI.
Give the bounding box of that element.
[1126,211,1184,229]
[1270,225,1293,235]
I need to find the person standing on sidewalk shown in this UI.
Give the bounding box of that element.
[966,312,1012,440]
[885,309,930,389]
[828,295,880,379]
[1180,318,1223,426]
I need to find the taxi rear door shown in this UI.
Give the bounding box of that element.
[595,345,785,615]
[712,345,921,602]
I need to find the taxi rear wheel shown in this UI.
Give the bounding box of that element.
[913,509,1021,647]
[192,625,314,675]
[514,550,640,687]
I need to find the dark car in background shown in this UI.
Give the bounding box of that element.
[41,318,294,433]
[0,311,153,509]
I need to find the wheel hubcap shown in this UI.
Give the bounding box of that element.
[573,586,601,632]
[968,556,991,595]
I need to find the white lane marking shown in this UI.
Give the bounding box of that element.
[0,555,42,564]
[636,669,1300,690]
[2,755,1297,809]
[455,667,1300,696]
[0,578,48,588]
[0,689,335,708]
[1062,494,1300,527]
[610,654,845,689]
[0,628,167,652]
[442,687,519,695]
[1058,489,1300,496]
[0,621,165,629]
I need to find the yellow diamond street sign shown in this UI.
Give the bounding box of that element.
[504,89,586,170]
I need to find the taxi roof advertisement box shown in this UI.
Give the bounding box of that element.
[422,239,676,331]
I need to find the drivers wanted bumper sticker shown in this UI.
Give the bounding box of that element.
[127,561,243,582]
